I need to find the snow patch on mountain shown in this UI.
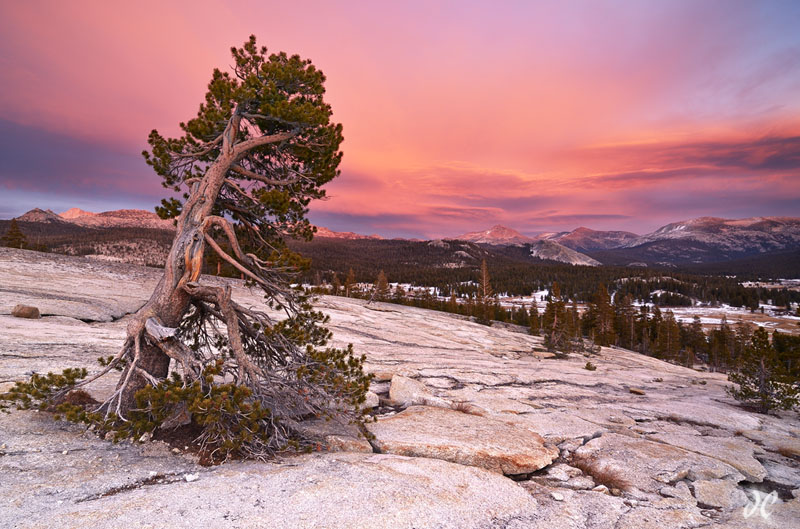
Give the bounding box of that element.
[627,216,800,253]
[529,240,600,266]
[541,226,639,250]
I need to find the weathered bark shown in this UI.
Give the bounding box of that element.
[114,147,236,410]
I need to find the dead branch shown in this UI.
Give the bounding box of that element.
[231,163,301,186]
[202,233,269,289]
[174,134,223,159]
[232,130,298,157]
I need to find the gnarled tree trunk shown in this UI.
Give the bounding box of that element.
[69,115,299,417]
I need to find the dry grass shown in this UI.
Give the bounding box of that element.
[777,445,799,459]
[571,457,631,492]
[57,389,98,406]
[448,400,485,417]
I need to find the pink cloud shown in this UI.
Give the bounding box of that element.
[1,2,799,237]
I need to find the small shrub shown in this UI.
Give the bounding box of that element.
[1,368,88,410]
[584,361,597,371]
[59,389,98,406]
[1,360,369,463]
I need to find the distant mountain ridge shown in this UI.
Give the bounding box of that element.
[8,208,800,268]
[625,216,800,253]
[58,208,174,230]
[543,226,639,251]
[314,226,384,240]
[454,216,800,265]
[14,208,175,230]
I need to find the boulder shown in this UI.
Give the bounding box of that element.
[502,410,604,443]
[293,419,372,454]
[363,391,380,408]
[760,457,800,490]
[692,479,748,510]
[367,405,558,475]
[647,433,766,482]
[658,480,694,502]
[740,429,800,457]
[388,375,448,407]
[11,304,40,319]
[574,433,744,496]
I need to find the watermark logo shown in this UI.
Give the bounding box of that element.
[742,489,778,520]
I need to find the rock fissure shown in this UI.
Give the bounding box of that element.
[75,472,187,503]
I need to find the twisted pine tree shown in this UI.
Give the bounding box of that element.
[42,36,370,457]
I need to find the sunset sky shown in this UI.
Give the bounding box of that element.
[1,1,799,238]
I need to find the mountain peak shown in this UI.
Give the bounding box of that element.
[457,225,534,246]
[16,208,65,223]
[59,208,97,219]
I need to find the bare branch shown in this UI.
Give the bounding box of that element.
[232,130,298,157]
[174,134,223,159]
[230,164,300,186]
[202,215,249,263]
[241,113,301,129]
[223,178,256,202]
[202,233,269,288]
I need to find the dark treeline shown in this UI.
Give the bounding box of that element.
[3,222,797,309]
[287,238,800,309]
[315,274,800,378]
[681,249,800,279]
[0,220,175,254]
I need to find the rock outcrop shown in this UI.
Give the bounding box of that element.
[11,304,40,319]
[368,405,558,475]
[1,248,799,529]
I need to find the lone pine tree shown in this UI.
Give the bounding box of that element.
[543,282,569,353]
[1,219,27,249]
[727,327,799,414]
[476,259,494,325]
[373,270,391,302]
[5,36,370,459]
